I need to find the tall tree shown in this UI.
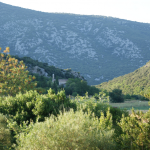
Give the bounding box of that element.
[0,47,38,97]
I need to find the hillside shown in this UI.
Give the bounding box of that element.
[1,52,99,96]
[1,2,150,85]
[95,60,150,96]
[2,53,84,80]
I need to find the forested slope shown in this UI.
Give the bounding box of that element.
[1,51,98,96]
[96,60,150,96]
[11,54,84,80]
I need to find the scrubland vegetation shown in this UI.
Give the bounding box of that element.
[1,89,150,150]
[96,60,150,100]
[0,47,150,149]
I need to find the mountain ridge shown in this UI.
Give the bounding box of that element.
[1,2,150,85]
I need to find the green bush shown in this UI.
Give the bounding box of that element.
[131,94,140,100]
[109,89,124,103]
[72,91,78,97]
[0,89,77,125]
[0,113,12,150]
[138,95,149,101]
[93,93,99,100]
[116,109,150,150]
[72,96,128,127]
[72,96,109,117]
[16,109,116,150]
[109,106,129,126]
[65,78,99,96]
[123,94,132,99]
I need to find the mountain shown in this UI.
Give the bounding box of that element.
[95,60,150,96]
[1,2,150,85]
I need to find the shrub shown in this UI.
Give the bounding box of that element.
[138,95,149,101]
[116,109,150,150]
[93,93,99,100]
[109,106,129,126]
[72,91,78,97]
[123,94,132,99]
[72,95,109,117]
[109,89,124,103]
[72,96,128,127]
[131,94,140,100]
[16,109,116,150]
[0,113,12,149]
[0,89,77,125]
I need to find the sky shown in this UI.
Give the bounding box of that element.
[0,0,150,23]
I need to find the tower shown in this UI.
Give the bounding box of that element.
[52,74,55,83]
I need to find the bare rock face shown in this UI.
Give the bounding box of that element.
[70,71,84,80]
[26,65,49,77]
[25,64,84,80]
[61,69,85,80]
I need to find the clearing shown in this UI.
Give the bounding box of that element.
[109,100,150,113]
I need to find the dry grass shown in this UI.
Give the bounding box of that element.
[128,109,149,114]
[109,100,150,114]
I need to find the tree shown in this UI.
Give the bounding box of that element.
[0,47,37,97]
[75,79,89,95]
[52,81,58,93]
[56,76,59,85]
[65,78,99,96]
[109,89,124,103]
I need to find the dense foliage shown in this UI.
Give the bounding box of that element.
[65,78,100,96]
[0,113,12,150]
[27,72,53,94]
[0,48,38,97]
[0,89,76,125]
[109,89,124,103]
[71,95,128,127]
[1,47,100,96]
[11,54,83,80]
[116,109,150,150]
[96,61,150,99]
[0,47,150,150]
[16,109,116,150]
[26,73,100,96]
[0,89,149,150]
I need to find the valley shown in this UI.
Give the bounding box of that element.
[1,2,150,149]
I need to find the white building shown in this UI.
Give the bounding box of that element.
[52,74,68,86]
[58,79,68,86]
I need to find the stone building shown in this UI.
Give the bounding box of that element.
[52,74,68,86]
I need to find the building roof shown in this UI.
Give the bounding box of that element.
[58,79,68,85]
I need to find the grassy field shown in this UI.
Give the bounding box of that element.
[109,100,150,113]
[70,96,150,112]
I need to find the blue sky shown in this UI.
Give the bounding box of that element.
[0,0,150,23]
